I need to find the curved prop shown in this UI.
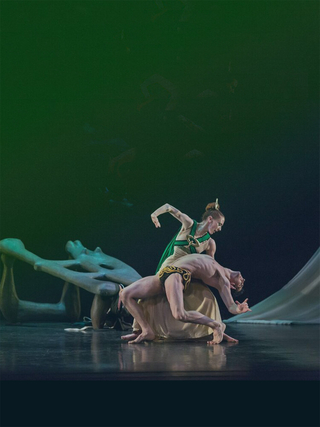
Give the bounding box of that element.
[0,238,141,327]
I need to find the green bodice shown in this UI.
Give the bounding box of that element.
[155,220,210,273]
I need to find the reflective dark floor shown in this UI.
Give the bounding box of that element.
[1,321,319,380]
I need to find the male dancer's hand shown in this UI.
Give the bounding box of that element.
[235,298,251,314]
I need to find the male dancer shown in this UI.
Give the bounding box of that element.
[120,253,250,344]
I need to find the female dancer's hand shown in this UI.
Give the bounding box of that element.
[235,298,251,314]
[151,214,161,228]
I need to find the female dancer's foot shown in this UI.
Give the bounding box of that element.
[121,331,141,341]
[223,333,239,344]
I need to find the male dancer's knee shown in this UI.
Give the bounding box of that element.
[119,288,131,306]
[171,307,188,322]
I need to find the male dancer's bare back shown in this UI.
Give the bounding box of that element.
[173,254,247,314]
[120,254,250,344]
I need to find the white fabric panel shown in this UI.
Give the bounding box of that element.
[225,248,320,324]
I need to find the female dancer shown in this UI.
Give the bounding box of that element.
[122,200,243,343]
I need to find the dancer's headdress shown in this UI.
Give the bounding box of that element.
[205,198,221,211]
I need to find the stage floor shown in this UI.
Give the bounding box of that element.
[0,321,319,381]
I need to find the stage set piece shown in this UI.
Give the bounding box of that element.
[0,238,141,329]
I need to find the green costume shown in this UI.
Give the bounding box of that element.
[155,220,210,273]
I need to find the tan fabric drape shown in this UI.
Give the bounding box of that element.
[133,280,221,339]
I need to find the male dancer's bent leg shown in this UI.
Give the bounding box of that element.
[120,275,163,343]
[164,273,226,344]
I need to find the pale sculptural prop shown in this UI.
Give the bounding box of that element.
[0,238,141,328]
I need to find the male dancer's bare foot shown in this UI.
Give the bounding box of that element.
[207,322,226,345]
[121,331,141,341]
[223,333,239,344]
[128,330,155,344]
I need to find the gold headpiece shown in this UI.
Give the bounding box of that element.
[215,198,220,210]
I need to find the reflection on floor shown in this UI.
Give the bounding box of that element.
[0,321,319,380]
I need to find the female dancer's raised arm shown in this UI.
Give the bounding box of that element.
[150,203,193,230]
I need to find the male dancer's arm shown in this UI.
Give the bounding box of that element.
[151,203,193,230]
[205,237,237,292]
[205,271,250,315]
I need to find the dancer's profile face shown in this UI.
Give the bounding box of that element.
[208,216,224,234]
[233,273,245,291]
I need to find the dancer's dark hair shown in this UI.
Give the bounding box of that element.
[201,200,224,221]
